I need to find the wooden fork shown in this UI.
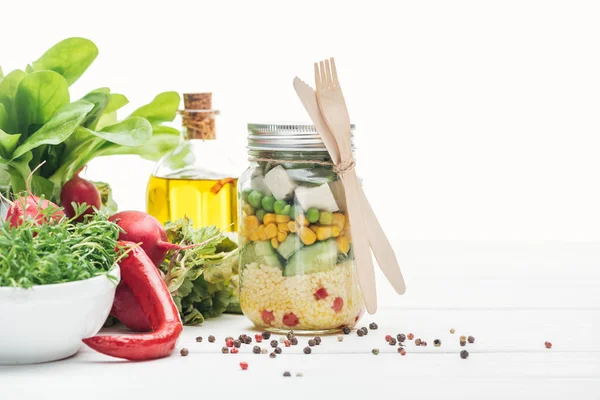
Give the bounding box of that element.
[315,58,378,314]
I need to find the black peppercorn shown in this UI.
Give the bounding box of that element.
[222,347,229,354]
[245,337,252,344]
[369,322,378,330]
[239,334,247,341]
[208,335,215,343]
[290,337,298,346]
[283,371,291,377]
[434,339,441,347]
[372,348,379,355]
[422,341,428,347]
[361,327,369,335]
[252,346,261,354]
[357,329,364,337]
[343,326,351,335]
[308,339,316,347]
[270,340,278,348]
[460,350,469,359]
[415,338,422,346]
[269,352,276,358]
[460,340,467,347]
[233,340,242,348]
[304,347,312,354]
[180,348,189,356]
[389,338,397,346]
[262,331,271,340]
[314,336,322,345]
[397,334,406,343]
[195,336,203,343]
[468,336,475,344]
[286,331,295,340]
[274,347,282,354]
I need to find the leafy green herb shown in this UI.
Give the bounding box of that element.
[0,37,181,202]
[159,218,240,325]
[0,203,122,288]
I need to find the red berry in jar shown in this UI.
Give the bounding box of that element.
[314,287,328,300]
[261,310,275,325]
[240,362,248,370]
[255,334,263,343]
[282,312,299,327]
[332,297,344,312]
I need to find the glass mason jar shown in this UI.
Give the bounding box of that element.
[238,123,363,333]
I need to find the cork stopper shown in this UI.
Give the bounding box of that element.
[181,93,216,140]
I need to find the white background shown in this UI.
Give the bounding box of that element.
[2,0,600,241]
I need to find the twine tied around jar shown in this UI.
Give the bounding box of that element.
[247,157,356,176]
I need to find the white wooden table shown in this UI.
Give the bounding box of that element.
[2,241,599,399]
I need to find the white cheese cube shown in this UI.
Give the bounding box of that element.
[264,165,296,200]
[294,184,339,212]
[250,175,272,196]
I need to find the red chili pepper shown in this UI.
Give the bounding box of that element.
[82,242,183,361]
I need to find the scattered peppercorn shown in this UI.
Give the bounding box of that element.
[208,335,215,343]
[284,340,291,347]
[314,337,322,345]
[304,347,312,354]
[240,361,249,370]
[180,348,189,356]
[545,341,552,349]
[407,333,414,340]
[389,338,397,346]
[287,331,295,340]
[283,371,291,377]
[239,334,247,341]
[372,349,379,355]
[397,347,404,353]
[274,347,282,354]
[357,330,365,337]
[343,327,351,335]
[308,339,316,347]
[262,331,271,340]
[415,338,422,346]
[468,336,475,344]
[261,348,268,354]
[195,336,203,343]
[269,352,276,358]
[255,334,263,343]
[222,347,229,354]
[233,340,242,348]
[291,337,298,346]
[244,337,252,344]
[434,339,441,347]
[369,322,378,330]
[231,348,239,354]
[397,334,406,342]
[225,336,234,341]
[459,335,466,342]
[400,349,407,356]
[337,335,344,342]
[270,340,278,348]
[460,340,467,347]
[421,341,428,347]
[450,328,455,334]
[361,327,369,335]
[225,338,234,348]
[385,335,392,342]
[460,350,469,359]
[252,346,261,354]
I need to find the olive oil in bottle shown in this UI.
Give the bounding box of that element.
[146,93,238,231]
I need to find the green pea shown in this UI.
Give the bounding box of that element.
[274,200,289,215]
[319,211,333,225]
[242,189,253,202]
[306,208,320,223]
[255,209,266,223]
[248,190,264,209]
[280,204,291,215]
[289,205,303,219]
[261,195,276,212]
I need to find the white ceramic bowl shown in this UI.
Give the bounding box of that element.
[0,267,120,364]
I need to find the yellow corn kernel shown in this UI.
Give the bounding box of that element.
[244,215,259,231]
[271,237,279,249]
[257,224,267,241]
[288,221,297,233]
[331,226,342,237]
[265,223,278,239]
[249,231,259,241]
[309,224,319,233]
[336,236,350,254]
[277,231,288,242]
[278,222,289,232]
[316,226,332,241]
[295,214,309,227]
[275,214,291,223]
[298,226,317,245]
[263,213,276,225]
[332,213,346,229]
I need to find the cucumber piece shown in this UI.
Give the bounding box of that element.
[276,234,304,260]
[283,239,338,276]
[240,241,282,269]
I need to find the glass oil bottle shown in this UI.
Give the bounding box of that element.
[146,93,238,232]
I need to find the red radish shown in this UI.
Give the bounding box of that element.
[282,312,299,327]
[109,211,189,267]
[314,287,328,300]
[261,310,275,325]
[5,195,64,228]
[60,169,101,222]
[332,297,344,312]
[111,282,152,332]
